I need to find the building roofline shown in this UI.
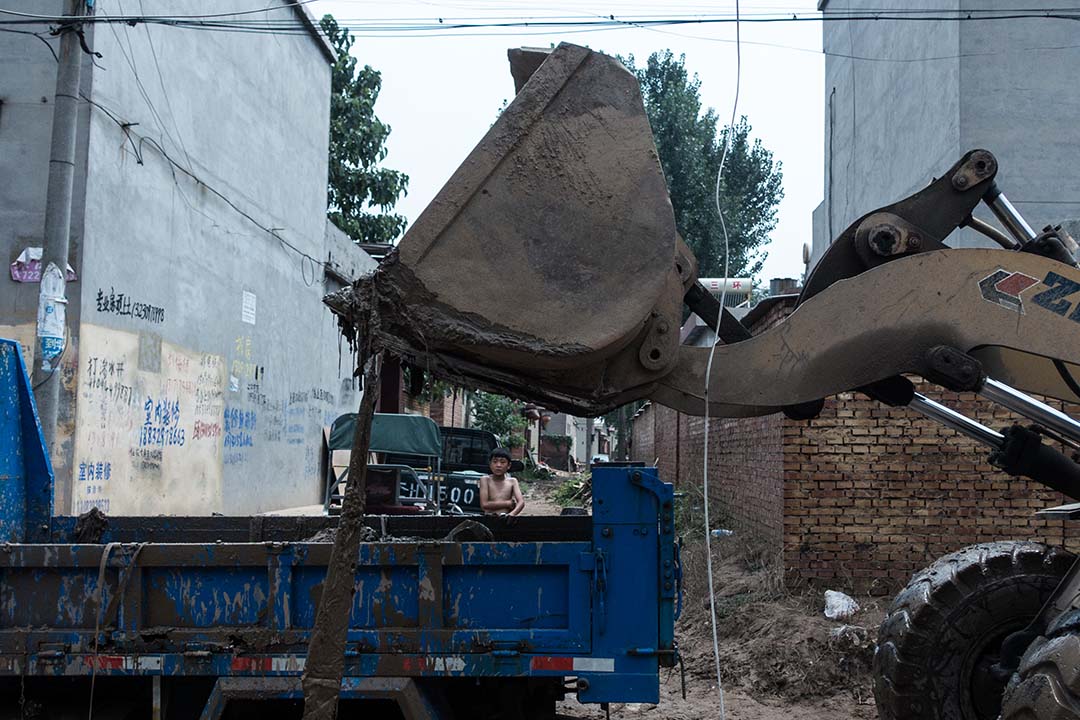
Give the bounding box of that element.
[817,0,829,9]
[741,293,799,330]
[290,2,336,64]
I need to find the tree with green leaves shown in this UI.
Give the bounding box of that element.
[321,15,409,244]
[471,392,527,449]
[622,50,783,279]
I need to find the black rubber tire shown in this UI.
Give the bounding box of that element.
[1001,632,1080,719]
[874,541,1074,720]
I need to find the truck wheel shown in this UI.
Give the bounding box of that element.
[874,541,1074,720]
[1000,631,1080,719]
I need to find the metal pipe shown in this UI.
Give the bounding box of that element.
[965,216,1019,250]
[910,394,1004,449]
[986,190,1037,245]
[980,378,1080,444]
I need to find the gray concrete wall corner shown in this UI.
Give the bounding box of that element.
[820,2,962,237]
[809,201,829,272]
[324,222,378,283]
[956,3,1080,248]
[1,2,94,338]
[61,3,348,517]
[0,2,97,509]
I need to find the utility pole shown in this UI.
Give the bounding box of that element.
[618,404,628,460]
[33,0,86,471]
[583,416,593,466]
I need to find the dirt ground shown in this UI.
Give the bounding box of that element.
[521,476,567,517]
[524,475,884,720]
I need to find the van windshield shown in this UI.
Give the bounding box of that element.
[383,428,498,474]
[443,432,495,468]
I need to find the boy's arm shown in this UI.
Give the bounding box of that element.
[479,476,496,513]
[479,476,514,513]
[509,478,526,516]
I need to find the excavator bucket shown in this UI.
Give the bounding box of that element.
[328,43,694,415]
[326,44,1080,421]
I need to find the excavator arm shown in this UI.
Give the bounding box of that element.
[325,42,1080,494]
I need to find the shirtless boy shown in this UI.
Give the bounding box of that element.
[479,447,525,516]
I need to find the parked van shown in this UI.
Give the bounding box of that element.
[386,426,501,475]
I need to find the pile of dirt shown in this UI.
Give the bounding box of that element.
[677,543,881,705]
[526,479,886,719]
[557,542,883,719]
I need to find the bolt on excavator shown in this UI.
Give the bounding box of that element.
[327,43,1080,720]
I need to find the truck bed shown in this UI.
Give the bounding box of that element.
[1,339,677,718]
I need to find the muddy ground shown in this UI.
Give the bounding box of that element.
[521,475,884,720]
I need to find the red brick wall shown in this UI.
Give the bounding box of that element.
[539,436,570,470]
[428,387,468,428]
[785,387,1080,593]
[403,387,469,428]
[631,395,786,552]
[402,393,429,417]
[682,412,786,551]
[632,300,1080,593]
[631,403,656,472]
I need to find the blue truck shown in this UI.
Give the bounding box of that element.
[0,338,680,719]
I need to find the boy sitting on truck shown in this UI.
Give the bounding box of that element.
[479,447,525,516]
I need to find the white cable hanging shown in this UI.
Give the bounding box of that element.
[702,1,741,717]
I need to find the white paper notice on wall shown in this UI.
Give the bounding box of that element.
[242,291,256,325]
[36,263,67,371]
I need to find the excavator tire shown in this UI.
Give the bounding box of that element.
[1000,633,1080,719]
[874,541,1074,720]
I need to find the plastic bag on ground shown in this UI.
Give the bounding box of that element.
[824,589,860,620]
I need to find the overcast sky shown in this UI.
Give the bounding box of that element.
[311,1,825,284]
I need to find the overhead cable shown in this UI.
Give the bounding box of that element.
[3,8,1080,32]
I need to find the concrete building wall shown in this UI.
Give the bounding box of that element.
[1,1,376,516]
[544,412,590,468]
[957,0,1080,240]
[569,416,591,465]
[812,0,1080,261]
[74,0,346,515]
[813,0,961,262]
[0,0,95,499]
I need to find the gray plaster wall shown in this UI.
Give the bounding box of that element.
[0,1,96,501]
[813,1,1080,262]
[813,0,961,262]
[958,0,1080,243]
[809,200,828,270]
[0,1,91,322]
[76,0,355,515]
[1,0,376,515]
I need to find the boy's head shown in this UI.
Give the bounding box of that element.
[489,447,511,476]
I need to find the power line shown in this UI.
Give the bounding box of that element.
[3,9,1080,32]
[78,90,333,281]
[102,1,189,170]
[7,12,374,282]
[0,26,59,60]
[0,1,320,22]
[628,19,1080,63]
[5,3,1080,22]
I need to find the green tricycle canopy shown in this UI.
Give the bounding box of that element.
[328,412,442,458]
